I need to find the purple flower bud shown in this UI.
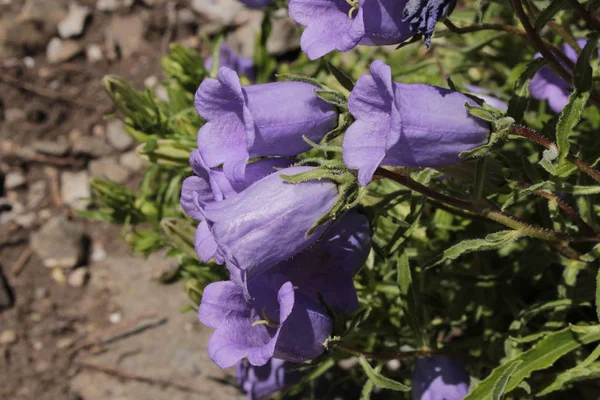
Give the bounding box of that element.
[236,358,303,400]
[342,60,490,185]
[289,0,413,60]
[197,166,339,276]
[403,0,455,47]
[412,356,470,400]
[195,67,338,182]
[199,272,332,368]
[530,39,599,113]
[237,0,274,8]
[204,44,255,81]
[465,85,508,112]
[180,150,293,263]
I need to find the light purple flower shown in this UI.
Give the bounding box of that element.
[196,166,339,275]
[237,0,274,8]
[289,0,413,60]
[180,150,293,264]
[342,60,490,185]
[403,0,455,47]
[412,356,470,400]
[204,44,255,81]
[199,271,332,368]
[237,358,303,400]
[530,39,599,113]
[263,210,371,314]
[465,85,508,111]
[195,67,338,182]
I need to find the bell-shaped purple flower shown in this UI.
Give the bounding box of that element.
[412,356,470,400]
[403,0,455,47]
[262,210,371,314]
[204,44,255,81]
[195,67,338,182]
[342,60,490,185]
[236,358,303,400]
[199,271,332,368]
[180,150,293,263]
[289,0,413,60]
[530,39,599,113]
[197,166,339,275]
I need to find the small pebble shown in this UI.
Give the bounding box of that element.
[109,312,122,324]
[0,330,17,345]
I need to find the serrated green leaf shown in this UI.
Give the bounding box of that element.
[537,362,600,396]
[507,58,547,123]
[428,230,523,267]
[327,61,355,92]
[556,33,600,162]
[534,0,566,31]
[492,360,523,400]
[358,356,411,391]
[465,325,600,399]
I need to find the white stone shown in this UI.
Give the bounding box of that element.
[106,120,133,151]
[86,44,103,63]
[0,330,17,345]
[47,37,82,64]
[58,2,91,39]
[60,170,91,209]
[5,170,26,190]
[68,267,89,287]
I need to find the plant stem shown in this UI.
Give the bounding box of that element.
[511,126,600,184]
[567,0,600,31]
[335,342,441,361]
[374,168,570,241]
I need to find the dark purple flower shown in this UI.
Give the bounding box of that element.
[465,85,508,111]
[343,60,490,186]
[180,150,293,264]
[260,210,371,314]
[237,0,274,8]
[195,67,338,182]
[403,0,455,47]
[412,356,470,400]
[530,39,599,113]
[289,0,413,60]
[197,166,339,275]
[204,44,255,81]
[237,358,303,400]
[199,271,332,368]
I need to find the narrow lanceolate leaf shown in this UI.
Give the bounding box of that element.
[501,182,554,210]
[136,139,194,167]
[315,90,348,108]
[397,253,423,346]
[556,33,600,163]
[537,362,600,396]
[327,61,355,92]
[276,73,324,88]
[491,360,523,400]
[428,230,523,267]
[534,0,566,31]
[160,218,198,259]
[507,58,547,123]
[358,356,411,391]
[465,325,600,399]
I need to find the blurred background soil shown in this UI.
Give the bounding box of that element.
[0,0,301,398]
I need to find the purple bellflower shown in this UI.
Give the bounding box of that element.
[199,270,333,368]
[194,166,339,275]
[403,0,455,47]
[236,358,303,400]
[530,39,600,113]
[204,44,255,81]
[195,67,338,182]
[180,150,293,263]
[289,0,413,60]
[412,356,470,400]
[342,60,490,186]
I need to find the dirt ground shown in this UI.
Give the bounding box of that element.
[0,0,245,398]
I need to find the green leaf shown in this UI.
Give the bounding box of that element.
[537,362,600,396]
[491,360,523,400]
[315,90,348,108]
[501,182,554,210]
[465,325,600,399]
[507,58,547,123]
[397,253,423,346]
[276,73,324,88]
[556,33,600,162]
[534,0,566,31]
[596,268,600,322]
[428,230,523,267]
[327,61,355,92]
[358,356,411,391]
[360,379,375,400]
[160,218,199,259]
[136,139,195,167]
